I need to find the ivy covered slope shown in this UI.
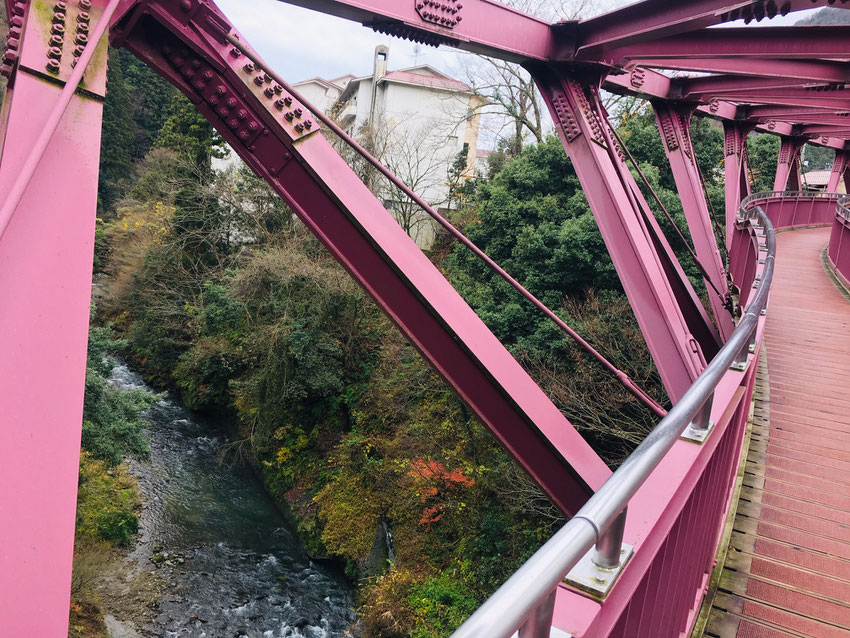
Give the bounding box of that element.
[90,45,793,637]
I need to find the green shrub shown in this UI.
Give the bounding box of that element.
[409,575,478,637]
[94,509,139,547]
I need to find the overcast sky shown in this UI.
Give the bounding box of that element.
[215,0,821,86]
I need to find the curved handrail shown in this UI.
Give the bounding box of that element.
[737,190,841,223]
[450,195,779,638]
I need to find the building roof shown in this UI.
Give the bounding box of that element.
[329,73,356,88]
[291,76,345,91]
[382,69,471,92]
[803,169,832,186]
[338,64,472,101]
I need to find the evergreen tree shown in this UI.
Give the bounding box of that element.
[98,47,135,212]
[156,93,226,174]
[119,48,177,161]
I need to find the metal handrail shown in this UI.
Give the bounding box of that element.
[738,190,841,223]
[451,195,780,638]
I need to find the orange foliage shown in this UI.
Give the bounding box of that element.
[408,459,475,488]
[408,459,475,529]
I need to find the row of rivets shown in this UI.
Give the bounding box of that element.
[239,58,314,135]
[1,1,26,78]
[46,1,66,74]
[45,0,91,74]
[162,42,265,147]
[415,0,463,28]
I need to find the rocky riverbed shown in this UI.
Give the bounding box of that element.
[99,362,358,638]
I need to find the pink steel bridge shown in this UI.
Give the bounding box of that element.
[2,0,850,635]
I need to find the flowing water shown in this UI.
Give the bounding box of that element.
[108,362,357,638]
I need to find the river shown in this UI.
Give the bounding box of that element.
[105,362,358,638]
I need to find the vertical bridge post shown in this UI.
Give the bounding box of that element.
[0,0,113,634]
[828,149,850,192]
[774,135,806,191]
[723,121,754,248]
[653,101,734,339]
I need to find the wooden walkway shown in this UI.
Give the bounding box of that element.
[705,228,850,638]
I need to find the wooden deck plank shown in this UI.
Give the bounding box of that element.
[704,228,850,638]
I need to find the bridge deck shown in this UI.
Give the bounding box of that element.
[705,227,850,638]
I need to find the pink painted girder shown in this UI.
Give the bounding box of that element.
[828,152,850,192]
[573,0,836,56]
[653,101,734,340]
[773,136,805,192]
[110,0,612,515]
[723,122,754,249]
[0,0,115,635]
[275,0,555,62]
[596,26,850,65]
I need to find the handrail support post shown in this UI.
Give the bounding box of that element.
[564,508,633,599]
[681,391,715,443]
[518,589,557,638]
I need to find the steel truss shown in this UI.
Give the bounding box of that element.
[1,0,850,634]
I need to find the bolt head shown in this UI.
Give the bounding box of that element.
[75,33,88,45]
[46,59,61,73]
[47,46,63,59]
[53,11,66,23]
[180,0,192,11]
[79,0,92,10]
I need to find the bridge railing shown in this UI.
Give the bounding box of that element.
[741,189,840,230]
[451,197,779,638]
[829,195,850,290]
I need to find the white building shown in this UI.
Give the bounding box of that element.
[219,48,487,249]
[290,74,355,115]
[302,46,486,248]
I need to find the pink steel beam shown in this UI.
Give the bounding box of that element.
[638,58,850,84]
[574,0,833,57]
[773,136,805,191]
[111,0,612,515]
[723,121,754,248]
[0,0,119,634]
[801,124,850,136]
[697,94,850,112]
[530,65,720,402]
[828,151,850,191]
[776,116,850,127]
[273,0,556,62]
[677,74,839,98]
[598,26,850,64]
[685,85,850,101]
[653,101,734,339]
[747,105,850,120]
